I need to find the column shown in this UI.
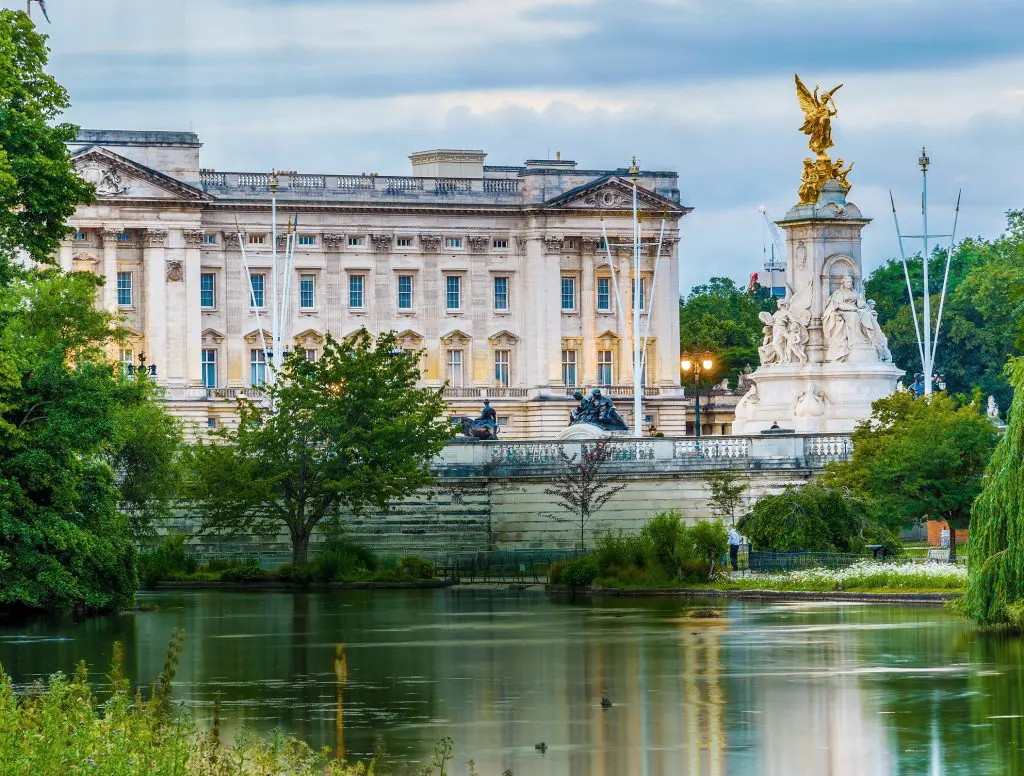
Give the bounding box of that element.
[142,229,168,381]
[100,227,121,311]
[221,231,244,388]
[657,237,680,386]
[58,241,74,272]
[183,229,204,386]
[580,247,596,386]
[617,253,633,385]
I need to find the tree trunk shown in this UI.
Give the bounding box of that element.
[948,520,958,564]
[292,529,311,566]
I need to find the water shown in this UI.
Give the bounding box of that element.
[1,589,1022,775]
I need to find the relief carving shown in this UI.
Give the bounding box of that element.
[165,260,184,282]
[468,236,489,253]
[419,234,442,253]
[182,229,204,247]
[142,229,168,248]
[371,233,393,252]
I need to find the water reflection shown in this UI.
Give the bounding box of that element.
[0,591,1021,775]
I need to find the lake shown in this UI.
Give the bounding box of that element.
[0,589,1021,775]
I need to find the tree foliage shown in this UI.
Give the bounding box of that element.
[706,470,746,521]
[965,358,1024,625]
[186,331,453,565]
[678,277,775,387]
[543,437,627,550]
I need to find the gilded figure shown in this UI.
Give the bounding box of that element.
[795,74,842,158]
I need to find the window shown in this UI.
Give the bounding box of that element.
[298,235,316,246]
[632,277,646,310]
[200,273,216,308]
[348,275,364,309]
[201,349,217,388]
[207,417,218,429]
[446,275,461,310]
[561,276,576,310]
[247,234,266,245]
[397,275,413,310]
[119,348,134,373]
[74,231,87,241]
[597,350,614,386]
[250,349,267,386]
[348,236,364,246]
[565,238,580,250]
[597,277,611,311]
[494,349,510,387]
[396,237,413,248]
[493,276,509,310]
[497,416,510,427]
[304,348,318,362]
[300,274,316,309]
[116,271,133,306]
[445,349,463,387]
[116,231,131,242]
[202,234,216,245]
[250,273,266,308]
[561,349,577,387]
[492,239,508,249]
[445,237,463,249]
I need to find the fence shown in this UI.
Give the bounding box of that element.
[435,549,583,584]
[739,550,873,575]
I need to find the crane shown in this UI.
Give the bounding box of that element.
[759,206,787,297]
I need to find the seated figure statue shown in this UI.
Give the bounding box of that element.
[458,399,499,440]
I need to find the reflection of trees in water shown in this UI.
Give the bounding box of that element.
[969,635,1024,775]
[681,625,725,776]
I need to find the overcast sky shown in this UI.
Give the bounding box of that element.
[13,0,1024,293]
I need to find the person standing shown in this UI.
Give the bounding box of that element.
[727,524,742,572]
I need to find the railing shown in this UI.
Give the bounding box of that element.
[442,387,529,399]
[804,435,852,460]
[209,387,268,401]
[435,177,472,194]
[337,175,375,191]
[235,173,271,188]
[483,179,519,195]
[673,438,750,460]
[199,170,227,187]
[436,549,582,584]
[564,385,663,397]
[196,171,523,198]
[745,551,871,574]
[383,176,424,192]
[292,174,325,189]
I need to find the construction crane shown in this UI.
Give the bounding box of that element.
[759,206,787,297]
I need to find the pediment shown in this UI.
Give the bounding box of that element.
[243,328,272,345]
[293,328,325,347]
[488,329,519,346]
[440,328,472,346]
[396,329,424,347]
[544,176,689,213]
[202,328,226,344]
[71,147,211,202]
[596,329,622,342]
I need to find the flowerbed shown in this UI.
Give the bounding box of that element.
[720,560,967,592]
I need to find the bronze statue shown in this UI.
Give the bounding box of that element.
[455,399,499,440]
[568,388,627,431]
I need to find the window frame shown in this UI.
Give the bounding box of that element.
[396,237,413,248]
[249,272,266,308]
[200,272,216,309]
[250,348,267,387]
[597,349,614,386]
[493,275,509,311]
[596,276,612,311]
[561,275,577,311]
[348,274,365,309]
[247,233,267,246]
[397,274,414,310]
[116,271,133,307]
[445,349,464,387]
[494,349,510,387]
[492,239,509,249]
[561,349,578,387]
[445,274,462,311]
[299,273,317,310]
[297,235,316,246]
[445,237,463,250]
[201,348,217,389]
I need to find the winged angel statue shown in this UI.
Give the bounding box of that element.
[795,74,842,159]
[758,280,812,365]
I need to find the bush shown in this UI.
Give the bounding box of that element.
[397,555,435,580]
[560,555,600,588]
[137,534,199,586]
[685,520,729,578]
[739,484,875,553]
[548,560,566,584]
[306,540,378,583]
[595,531,645,571]
[641,511,686,574]
[218,557,264,583]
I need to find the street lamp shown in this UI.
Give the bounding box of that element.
[681,355,714,438]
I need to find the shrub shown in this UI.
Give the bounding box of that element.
[305,540,378,583]
[641,511,686,574]
[739,484,875,553]
[548,560,566,584]
[218,557,264,583]
[275,563,312,584]
[398,556,435,580]
[137,534,199,586]
[560,555,599,588]
[685,520,729,578]
[595,531,645,571]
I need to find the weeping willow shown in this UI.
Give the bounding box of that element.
[965,358,1024,624]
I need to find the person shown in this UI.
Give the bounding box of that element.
[727,524,742,572]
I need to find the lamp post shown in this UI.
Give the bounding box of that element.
[681,356,713,438]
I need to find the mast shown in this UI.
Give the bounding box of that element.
[630,157,642,439]
[270,170,281,384]
[920,149,932,396]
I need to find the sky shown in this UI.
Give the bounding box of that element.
[11,0,1024,293]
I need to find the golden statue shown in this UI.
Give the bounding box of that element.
[795,74,852,204]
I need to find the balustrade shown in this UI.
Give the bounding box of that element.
[483,179,519,195]
[337,175,375,191]
[435,178,472,193]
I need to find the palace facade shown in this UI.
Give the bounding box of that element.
[61,129,734,438]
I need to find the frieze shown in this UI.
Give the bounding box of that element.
[165,261,184,282]
[142,229,168,248]
[78,160,130,197]
[371,233,393,252]
[468,235,489,253]
[419,234,442,253]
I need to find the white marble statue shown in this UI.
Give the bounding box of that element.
[822,274,891,362]
[758,281,811,365]
[987,395,1000,420]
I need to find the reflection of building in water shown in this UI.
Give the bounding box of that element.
[680,626,725,776]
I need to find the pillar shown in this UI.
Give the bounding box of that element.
[183,229,204,386]
[580,248,596,386]
[142,229,168,379]
[100,227,121,311]
[58,241,73,272]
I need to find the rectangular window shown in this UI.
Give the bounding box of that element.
[446,275,461,310]
[396,237,413,248]
[561,276,576,311]
[298,235,316,246]
[349,275,364,309]
[445,237,463,249]
[494,349,510,387]
[633,277,646,310]
[497,416,510,427]
[597,277,611,311]
[250,273,265,308]
[304,348,318,362]
[300,274,316,309]
[116,271,132,306]
[116,231,131,242]
[201,349,217,388]
[597,350,614,386]
[493,276,509,310]
[200,273,216,308]
[250,349,267,387]
[492,239,508,249]
[202,233,216,245]
[446,349,463,387]
[206,417,218,429]
[119,348,134,373]
[247,234,266,245]
[397,275,413,310]
[561,349,577,387]
[348,236,364,246]
[74,231,87,241]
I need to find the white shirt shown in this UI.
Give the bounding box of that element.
[728,528,742,546]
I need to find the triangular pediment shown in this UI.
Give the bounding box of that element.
[71,146,211,202]
[544,175,690,213]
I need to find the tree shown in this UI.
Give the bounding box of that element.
[739,484,879,553]
[965,358,1024,625]
[678,277,775,387]
[822,390,998,561]
[186,331,453,565]
[544,437,627,550]
[0,11,94,270]
[706,470,746,522]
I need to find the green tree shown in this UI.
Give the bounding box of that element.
[739,483,877,553]
[705,470,746,522]
[822,390,998,561]
[965,358,1024,625]
[0,11,94,270]
[186,331,453,565]
[678,277,775,387]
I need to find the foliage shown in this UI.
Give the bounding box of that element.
[543,438,627,550]
[0,11,94,270]
[705,471,746,521]
[715,560,966,593]
[965,358,1024,625]
[688,520,729,575]
[865,210,1024,407]
[137,534,200,587]
[822,390,997,561]
[558,555,600,588]
[186,330,452,565]
[678,277,776,387]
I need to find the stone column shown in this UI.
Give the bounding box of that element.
[617,252,633,385]
[100,227,121,311]
[58,241,74,272]
[221,231,244,388]
[183,229,204,386]
[371,233,392,340]
[657,237,680,386]
[142,229,168,380]
[580,244,597,386]
[322,233,345,341]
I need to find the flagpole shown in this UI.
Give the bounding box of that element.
[630,157,642,439]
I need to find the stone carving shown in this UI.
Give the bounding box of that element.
[468,235,489,253]
[277,234,289,249]
[796,242,807,269]
[758,281,812,365]
[182,229,204,247]
[822,274,892,362]
[142,229,168,248]
[222,231,242,247]
[419,234,442,253]
[79,161,131,197]
[580,236,600,253]
[988,396,1000,420]
[581,189,632,209]
[794,382,829,418]
[371,233,393,252]
[568,388,628,431]
[99,228,122,245]
[322,233,345,249]
[515,235,528,254]
[736,364,754,395]
[543,236,564,254]
[165,261,184,282]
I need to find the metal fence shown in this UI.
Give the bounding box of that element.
[435,549,583,583]
[739,550,872,575]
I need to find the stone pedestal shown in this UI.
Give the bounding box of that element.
[556,423,626,440]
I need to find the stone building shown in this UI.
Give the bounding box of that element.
[61,129,734,438]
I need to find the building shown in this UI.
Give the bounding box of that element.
[62,129,716,438]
